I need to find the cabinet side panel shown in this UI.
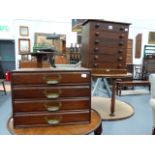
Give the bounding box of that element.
[81,23,90,67]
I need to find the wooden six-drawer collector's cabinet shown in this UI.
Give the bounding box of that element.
[11,68,91,128]
[81,19,131,74]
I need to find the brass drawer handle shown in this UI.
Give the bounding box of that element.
[43,75,61,84]
[44,102,62,112]
[45,116,62,125]
[44,90,61,99]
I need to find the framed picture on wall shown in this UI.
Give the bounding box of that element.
[148,32,155,44]
[18,38,30,54]
[20,26,29,36]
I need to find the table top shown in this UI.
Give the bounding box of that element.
[7,109,102,135]
[92,73,132,78]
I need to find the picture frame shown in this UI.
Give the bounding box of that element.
[18,38,30,54]
[34,33,53,45]
[34,32,66,51]
[20,26,29,36]
[148,32,155,44]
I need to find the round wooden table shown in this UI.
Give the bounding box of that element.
[7,109,102,135]
[92,73,132,116]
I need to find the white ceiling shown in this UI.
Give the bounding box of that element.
[1,0,155,22]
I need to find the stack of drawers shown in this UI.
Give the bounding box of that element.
[11,68,91,128]
[81,19,131,74]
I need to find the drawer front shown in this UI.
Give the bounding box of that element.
[13,111,90,127]
[93,31,128,40]
[11,71,91,85]
[91,38,127,48]
[91,68,127,75]
[13,98,90,112]
[12,86,90,99]
[90,47,125,55]
[90,54,126,63]
[92,22,129,33]
[88,62,125,69]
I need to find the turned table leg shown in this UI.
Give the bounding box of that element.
[110,80,117,116]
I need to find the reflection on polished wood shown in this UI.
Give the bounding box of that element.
[7,109,102,135]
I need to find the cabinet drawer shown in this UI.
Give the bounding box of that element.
[93,31,128,40]
[13,111,90,127]
[90,47,125,55]
[92,39,127,48]
[90,54,125,62]
[13,98,90,112]
[92,22,129,32]
[91,68,127,75]
[12,86,90,99]
[11,72,90,85]
[88,62,125,69]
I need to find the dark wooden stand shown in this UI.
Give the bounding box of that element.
[0,79,6,95]
[7,109,102,135]
[30,52,57,68]
[92,73,132,116]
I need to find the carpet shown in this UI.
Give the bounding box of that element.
[92,96,134,121]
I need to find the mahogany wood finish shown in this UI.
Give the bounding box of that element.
[116,80,150,96]
[8,109,102,135]
[11,68,91,128]
[81,19,131,74]
[126,39,133,64]
[153,128,155,135]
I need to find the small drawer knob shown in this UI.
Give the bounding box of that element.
[118,64,122,68]
[93,63,98,67]
[95,40,100,44]
[94,55,99,60]
[120,26,125,31]
[95,23,100,28]
[95,32,100,36]
[119,41,124,46]
[119,34,125,38]
[118,56,123,61]
[118,49,123,53]
[94,47,99,52]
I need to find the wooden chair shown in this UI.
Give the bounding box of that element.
[0,79,6,95]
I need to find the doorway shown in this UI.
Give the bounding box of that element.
[0,40,15,78]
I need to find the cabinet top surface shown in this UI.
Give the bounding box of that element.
[82,19,131,26]
[11,66,91,73]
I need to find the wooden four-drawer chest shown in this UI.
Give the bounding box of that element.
[81,19,131,74]
[11,68,91,128]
